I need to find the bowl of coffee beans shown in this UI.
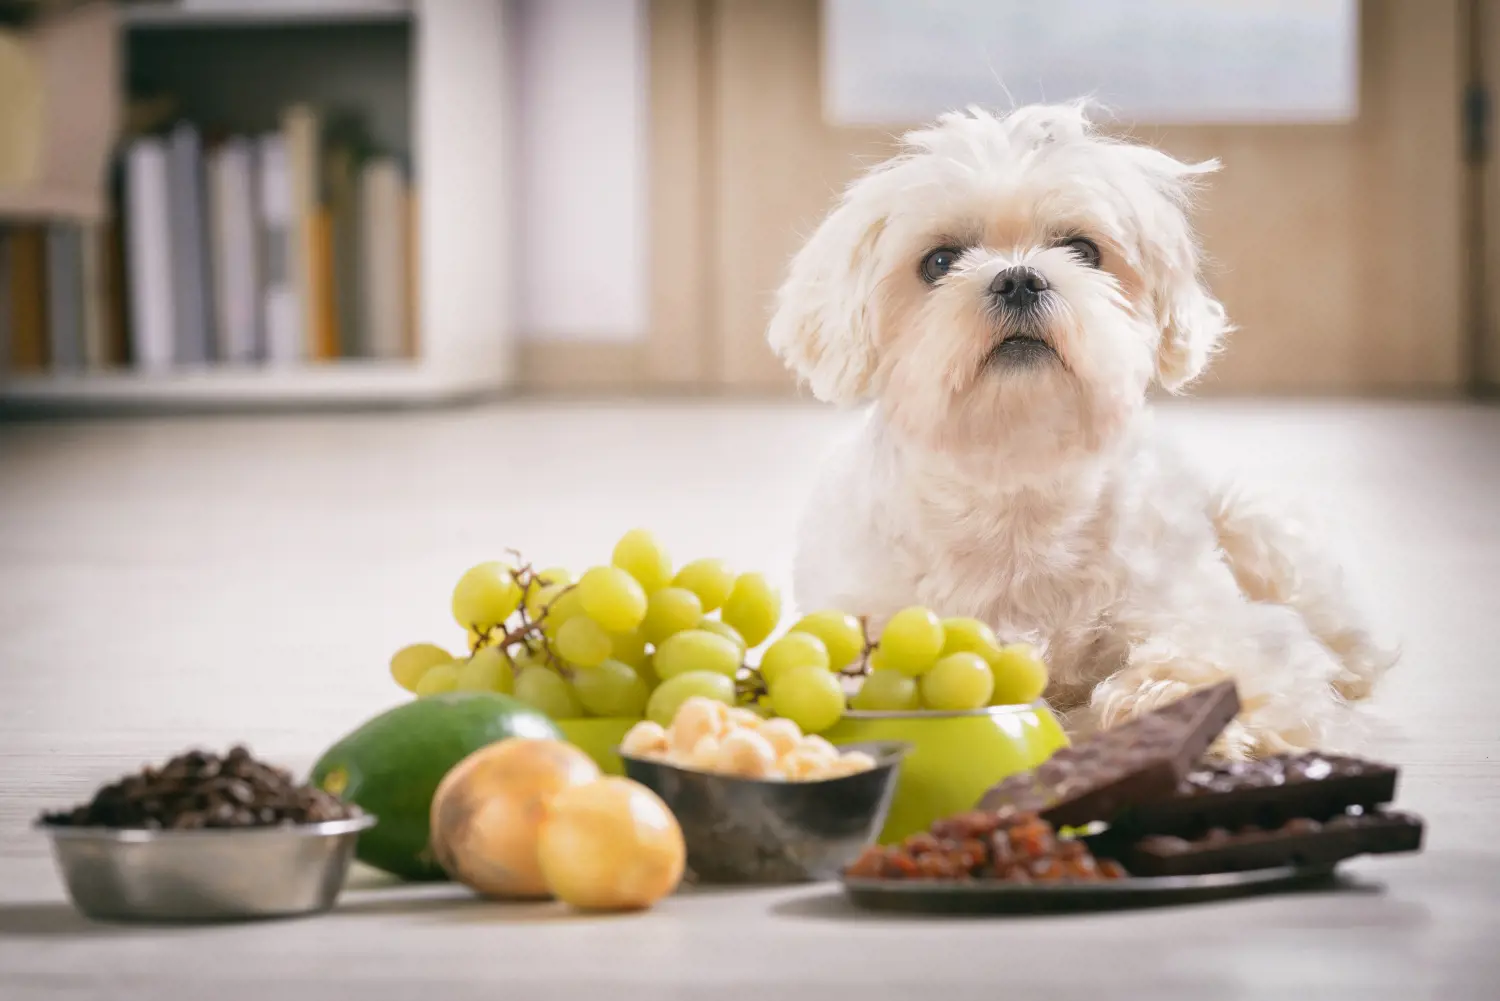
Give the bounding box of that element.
[37,745,374,923]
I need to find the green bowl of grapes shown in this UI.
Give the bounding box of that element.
[824,703,1068,844]
[795,608,1068,844]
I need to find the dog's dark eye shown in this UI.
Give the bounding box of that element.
[920,247,961,283]
[1062,237,1102,268]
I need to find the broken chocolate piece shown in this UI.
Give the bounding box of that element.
[978,681,1242,828]
[1117,808,1424,877]
[1111,752,1399,838]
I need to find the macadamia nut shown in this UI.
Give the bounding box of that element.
[670,697,728,754]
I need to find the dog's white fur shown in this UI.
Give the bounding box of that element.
[768,103,1395,757]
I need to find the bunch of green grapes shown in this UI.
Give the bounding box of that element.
[388,539,1048,737]
[745,606,1050,735]
[387,530,784,727]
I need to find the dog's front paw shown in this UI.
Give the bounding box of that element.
[1210,714,1319,760]
[1090,675,1197,731]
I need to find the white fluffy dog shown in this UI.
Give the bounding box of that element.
[768,103,1395,758]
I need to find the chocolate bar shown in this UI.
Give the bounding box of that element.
[978,681,1241,828]
[1117,809,1424,877]
[1111,753,1399,838]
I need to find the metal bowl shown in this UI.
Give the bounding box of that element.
[38,814,376,923]
[620,740,907,885]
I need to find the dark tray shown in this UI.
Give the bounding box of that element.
[840,864,1339,914]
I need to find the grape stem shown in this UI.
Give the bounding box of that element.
[838,614,878,678]
[735,668,768,702]
[741,614,879,697]
[466,558,575,680]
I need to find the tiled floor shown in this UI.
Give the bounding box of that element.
[1,400,1497,1000]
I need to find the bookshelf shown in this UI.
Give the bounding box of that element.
[0,0,515,414]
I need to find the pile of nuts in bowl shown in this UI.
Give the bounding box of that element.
[621,697,876,781]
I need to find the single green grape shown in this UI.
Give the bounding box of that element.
[672,558,735,612]
[537,566,574,587]
[514,665,585,719]
[641,587,704,646]
[540,586,585,640]
[652,629,742,679]
[850,668,919,711]
[413,662,460,697]
[919,652,994,711]
[768,664,846,734]
[940,616,1005,663]
[576,565,648,634]
[525,581,568,621]
[554,615,612,668]
[571,659,651,718]
[696,617,746,656]
[758,631,831,687]
[451,561,523,631]
[455,646,513,693]
[645,670,735,727]
[721,572,781,648]
[509,644,546,672]
[988,642,1050,705]
[612,528,673,594]
[790,610,866,670]
[877,606,946,677]
[610,628,651,671]
[390,643,454,692]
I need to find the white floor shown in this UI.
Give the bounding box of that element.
[1,399,1498,1000]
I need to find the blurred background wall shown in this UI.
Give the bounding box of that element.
[0,0,1496,415]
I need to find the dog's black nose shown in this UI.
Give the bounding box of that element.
[990,266,1049,309]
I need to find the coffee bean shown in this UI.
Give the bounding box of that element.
[224,780,255,806]
[172,811,207,830]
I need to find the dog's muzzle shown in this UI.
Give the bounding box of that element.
[985,266,1058,367]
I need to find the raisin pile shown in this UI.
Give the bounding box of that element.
[845,808,1127,883]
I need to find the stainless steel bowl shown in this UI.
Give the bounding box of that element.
[38,814,376,923]
[621,740,906,884]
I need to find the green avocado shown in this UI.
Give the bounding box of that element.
[310,692,561,881]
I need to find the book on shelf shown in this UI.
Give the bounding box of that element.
[325,135,363,358]
[406,190,419,358]
[360,156,409,360]
[44,223,84,372]
[206,137,260,364]
[166,122,215,364]
[3,98,419,382]
[124,136,175,371]
[283,103,327,362]
[256,131,302,366]
[80,223,108,369]
[0,230,11,370]
[6,224,48,372]
[102,217,129,368]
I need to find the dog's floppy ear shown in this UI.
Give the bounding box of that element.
[767,192,890,405]
[1130,149,1232,392]
[1155,271,1230,393]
